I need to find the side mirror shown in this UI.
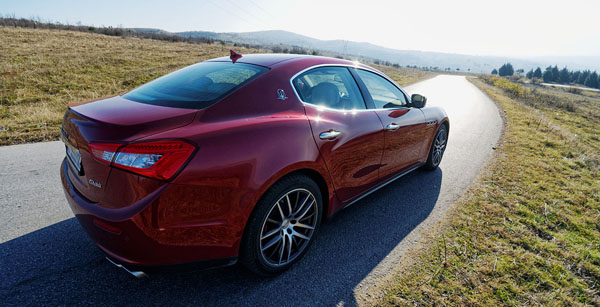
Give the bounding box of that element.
[410,94,427,108]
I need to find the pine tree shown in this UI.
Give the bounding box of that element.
[571,71,581,83]
[498,64,506,76]
[551,65,559,82]
[559,67,570,84]
[498,63,514,76]
[491,68,498,75]
[543,69,554,82]
[533,67,542,78]
[584,71,599,89]
[526,69,534,79]
[578,70,590,85]
[543,66,554,82]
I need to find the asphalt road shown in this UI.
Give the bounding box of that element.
[0,75,502,306]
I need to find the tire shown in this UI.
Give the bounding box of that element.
[240,174,323,276]
[423,124,448,170]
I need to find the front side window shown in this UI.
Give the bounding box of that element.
[356,69,407,108]
[124,62,268,109]
[292,67,366,110]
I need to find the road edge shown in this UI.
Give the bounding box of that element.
[357,76,508,306]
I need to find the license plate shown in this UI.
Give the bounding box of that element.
[66,144,82,172]
[61,128,82,172]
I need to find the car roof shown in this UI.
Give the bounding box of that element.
[207,53,311,67]
[207,53,361,68]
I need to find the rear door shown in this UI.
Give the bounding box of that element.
[293,66,384,203]
[353,69,428,180]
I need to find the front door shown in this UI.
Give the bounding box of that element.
[292,66,385,203]
[373,108,427,179]
[354,69,427,180]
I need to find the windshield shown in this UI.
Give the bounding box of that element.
[123,62,268,109]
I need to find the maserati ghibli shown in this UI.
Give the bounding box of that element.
[60,52,449,276]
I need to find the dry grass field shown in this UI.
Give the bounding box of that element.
[382,76,600,305]
[0,27,263,145]
[0,26,433,146]
[372,64,435,88]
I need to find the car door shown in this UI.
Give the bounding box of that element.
[292,66,384,203]
[353,69,428,181]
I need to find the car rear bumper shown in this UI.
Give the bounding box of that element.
[60,158,240,267]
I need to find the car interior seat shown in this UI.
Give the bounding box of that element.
[310,82,340,109]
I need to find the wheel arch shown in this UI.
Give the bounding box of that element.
[287,168,330,222]
[238,166,331,263]
[440,118,450,133]
[430,119,450,151]
[249,167,331,226]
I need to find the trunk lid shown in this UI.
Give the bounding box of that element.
[61,96,196,203]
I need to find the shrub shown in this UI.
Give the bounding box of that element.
[484,76,528,98]
[481,76,578,112]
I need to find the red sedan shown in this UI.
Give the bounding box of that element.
[60,52,449,276]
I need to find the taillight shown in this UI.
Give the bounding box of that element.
[89,140,195,180]
[89,143,120,165]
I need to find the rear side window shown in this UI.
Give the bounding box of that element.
[124,62,268,109]
[292,67,366,110]
[356,69,407,108]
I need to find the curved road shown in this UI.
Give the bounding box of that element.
[0,75,502,306]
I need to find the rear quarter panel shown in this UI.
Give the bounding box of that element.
[140,68,334,251]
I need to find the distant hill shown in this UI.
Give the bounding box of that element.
[177,30,600,73]
[2,16,597,73]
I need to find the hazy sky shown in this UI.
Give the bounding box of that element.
[1,0,599,57]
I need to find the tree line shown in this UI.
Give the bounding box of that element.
[491,63,599,89]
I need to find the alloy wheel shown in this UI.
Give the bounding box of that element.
[432,128,447,166]
[259,188,318,267]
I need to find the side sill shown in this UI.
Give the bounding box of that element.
[328,163,424,219]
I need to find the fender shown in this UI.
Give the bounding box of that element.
[419,106,450,162]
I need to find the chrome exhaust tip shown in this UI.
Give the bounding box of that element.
[105,257,148,278]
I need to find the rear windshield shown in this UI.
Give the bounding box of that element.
[123,62,268,109]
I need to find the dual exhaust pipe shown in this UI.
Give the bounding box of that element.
[105,257,148,279]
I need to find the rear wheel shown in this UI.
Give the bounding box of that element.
[424,125,448,170]
[240,174,322,275]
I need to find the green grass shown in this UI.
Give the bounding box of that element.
[0,26,433,146]
[380,76,599,306]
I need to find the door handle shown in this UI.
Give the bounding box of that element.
[319,130,341,140]
[385,123,400,131]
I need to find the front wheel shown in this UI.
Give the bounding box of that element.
[423,124,448,170]
[240,174,322,275]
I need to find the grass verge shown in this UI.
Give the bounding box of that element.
[0,26,434,146]
[380,76,599,305]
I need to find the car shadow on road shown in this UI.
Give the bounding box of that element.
[0,168,442,306]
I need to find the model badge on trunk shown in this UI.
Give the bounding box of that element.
[89,179,102,188]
